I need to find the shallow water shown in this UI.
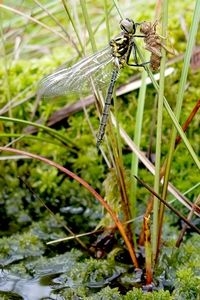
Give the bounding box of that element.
[0,270,61,300]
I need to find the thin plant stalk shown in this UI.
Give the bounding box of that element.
[108,96,134,246]
[112,145,134,246]
[136,53,199,169]
[80,0,97,53]
[0,3,69,43]
[112,0,124,20]
[135,176,200,235]
[61,0,84,52]
[19,177,88,250]
[152,0,168,263]
[104,0,111,42]
[175,99,200,147]
[159,0,200,245]
[140,98,200,248]
[144,214,153,284]
[33,0,82,57]
[0,116,74,146]
[130,68,148,221]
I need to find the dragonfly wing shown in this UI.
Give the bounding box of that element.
[38,47,114,97]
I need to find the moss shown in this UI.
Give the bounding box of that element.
[0,236,199,298]
[172,268,200,300]
[84,286,121,299]
[0,231,44,261]
[125,289,173,300]
[0,292,23,300]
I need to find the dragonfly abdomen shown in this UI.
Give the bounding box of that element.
[96,69,119,148]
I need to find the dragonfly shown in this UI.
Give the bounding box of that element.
[38,18,147,148]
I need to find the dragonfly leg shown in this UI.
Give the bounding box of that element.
[127,42,150,67]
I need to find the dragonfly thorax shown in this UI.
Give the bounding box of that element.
[110,33,132,68]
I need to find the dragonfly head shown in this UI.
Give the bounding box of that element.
[140,20,158,35]
[120,18,136,34]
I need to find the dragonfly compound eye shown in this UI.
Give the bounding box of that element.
[120,18,136,34]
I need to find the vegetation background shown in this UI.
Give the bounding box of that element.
[0,0,199,299]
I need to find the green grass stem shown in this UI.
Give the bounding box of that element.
[161,0,200,202]
[0,116,74,147]
[80,0,97,53]
[152,0,168,263]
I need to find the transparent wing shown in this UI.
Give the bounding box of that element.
[38,47,115,98]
